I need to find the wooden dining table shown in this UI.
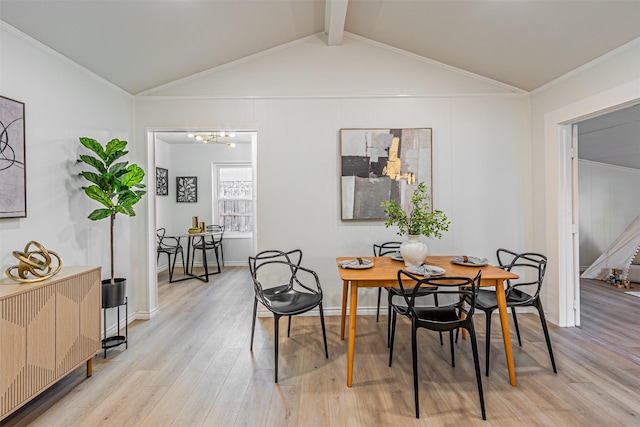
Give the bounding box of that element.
[336,255,519,387]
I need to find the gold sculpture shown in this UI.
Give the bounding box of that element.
[5,241,63,283]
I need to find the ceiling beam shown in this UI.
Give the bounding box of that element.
[324,0,348,46]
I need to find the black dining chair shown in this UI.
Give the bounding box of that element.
[372,242,402,322]
[248,249,329,383]
[377,242,443,348]
[389,269,485,420]
[190,224,224,274]
[474,248,557,376]
[156,228,185,283]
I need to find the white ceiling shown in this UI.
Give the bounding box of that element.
[577,104,640,170]
[1,0,638,167]
[1,0,639,95]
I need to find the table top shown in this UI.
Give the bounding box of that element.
[182,231,216,237]
[336,255,518,284]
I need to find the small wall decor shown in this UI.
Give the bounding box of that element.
[177,176,197,202]
[156,167,168,196]
[5,240,63,283]
[0,95,26,218]
[340,128,432,220]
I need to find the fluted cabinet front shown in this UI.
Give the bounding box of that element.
[0,267,101,420]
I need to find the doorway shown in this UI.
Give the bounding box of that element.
[148,130,257,311]
[552,94,640,327]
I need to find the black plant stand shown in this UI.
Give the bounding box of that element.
[102,296,128,358]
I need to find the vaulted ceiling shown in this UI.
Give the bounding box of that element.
[1,0,639,95]
[2,0,639,169]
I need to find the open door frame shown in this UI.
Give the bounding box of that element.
[546,82,639,327]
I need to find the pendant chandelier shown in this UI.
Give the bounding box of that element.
[187,132,236,147]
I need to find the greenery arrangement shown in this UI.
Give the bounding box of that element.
[77,137,146,284]
[380,181,450,238]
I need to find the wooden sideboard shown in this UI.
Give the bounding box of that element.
[0,266,101,420]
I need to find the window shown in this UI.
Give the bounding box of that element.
[215,164,253,235]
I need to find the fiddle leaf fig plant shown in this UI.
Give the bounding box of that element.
[77,137,146,284]
[380,181,450,238]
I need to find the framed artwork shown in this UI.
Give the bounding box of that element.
[0,95,26,218]
[340,128,432,220]
[176,176,197,203]
[156,167,168,196]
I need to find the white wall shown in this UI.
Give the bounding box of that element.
[530,39,640,325]
[155,135,172,233]
[154,137,253,270]
[578,160,640,267]
[0,24,136,328]
[136,34,531,315]
[5,18,638,328]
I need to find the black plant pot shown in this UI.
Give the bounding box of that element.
[102,278,126,308]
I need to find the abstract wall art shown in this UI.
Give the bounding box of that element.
[340,128,432,220]
[0,96,26,218]
[176,176,197,203]
[156,167,168,196]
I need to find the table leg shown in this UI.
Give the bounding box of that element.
[340,280,349,341]
[347,282,359,387]
[185,236,193,275]
[494,279,516,386]
[202,243,209,283]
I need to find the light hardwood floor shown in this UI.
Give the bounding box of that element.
[3,269,640,426]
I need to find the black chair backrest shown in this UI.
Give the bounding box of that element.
[206,224,224,241]
[248,249,302,276]
[157,228,166,249]
[497,249,547,301]
[397,270,482,323]
[157,228,181,252]
[248,249,304,296]
[373,242,402,256]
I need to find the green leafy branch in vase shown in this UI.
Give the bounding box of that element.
[380,182,450,238]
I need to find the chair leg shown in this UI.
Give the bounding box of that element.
[485,310,492,376]
[511,306,522,346]
[468,323,487,421]
[169,252,179,283]
[389,311,397,367]
[411,320,420,419]
[319,303,329,358]
[250,298,258,350]
[376,288,382,322]
[449,330,455,367]
[166,253,173,282]
[434,295,443,346]
[535,300,558,373]
[387,303,392,348]
[274,314,280,383]
[287,316,292,337]
[213,247,221,274]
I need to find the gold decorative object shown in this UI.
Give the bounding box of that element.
[5,241,63,283]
